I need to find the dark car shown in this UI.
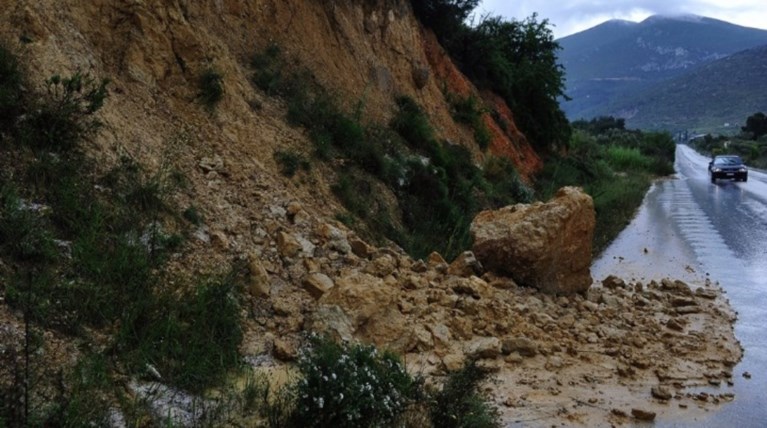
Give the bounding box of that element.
[708,155,748,183]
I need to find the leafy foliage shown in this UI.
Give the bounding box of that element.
[536,124,675,254]
[272,338,420,428]
[17,72,108,152]
[266,337,500,428]
[250,46,533,260]
[121,274,243,393]
[742,112,767,140]
[0,52,245,426]
[689,115,767,169]
[411,0,480,48]
[448,93,491,150]
[275,149,311,177]
[430,360,500,428]
[572,116,626,134]
[198,68,224,110]
[412,3,571,151]
[0,42,24,131]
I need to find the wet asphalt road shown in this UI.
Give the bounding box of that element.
[593,144,767,427]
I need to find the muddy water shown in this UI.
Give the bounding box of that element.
[593,144,767,427]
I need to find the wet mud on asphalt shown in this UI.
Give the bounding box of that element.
[593,144,767,427]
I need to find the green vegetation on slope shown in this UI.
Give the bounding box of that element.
[1,41,501,428]
[0,44,244,425]
[252,44,533,261]
[537,117,676,254]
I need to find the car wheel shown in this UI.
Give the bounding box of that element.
[711,175,716,183]
[743,176,748,182]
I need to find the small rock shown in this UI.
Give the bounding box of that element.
[695,287,718,299]
[602,275,625,289]
[364,254,397,277]
[743,371,752,379]
[210,230,229,249]
[286,201,303,216]
[448,251,483,277]
[651,385,673,400]
[411,260,428,273]
[442,353,465,372]
[247,254,271,297]
[671,296,697,307]
[273,338,298,361]
[303,273,335,299]
[467,337,501,359]
[427,251,447,266]
[502,337,538,357]
[199,155,224,173]
[277,231,302,258]
[666,318,686,331]
[412,64,430,89]
[631,408,656,421]
[349,237,373,259]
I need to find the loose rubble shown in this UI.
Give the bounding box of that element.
[229,191,741,427]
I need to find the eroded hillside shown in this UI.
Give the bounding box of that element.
[0,1,742,426]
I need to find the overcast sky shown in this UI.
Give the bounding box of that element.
[478,0,767,39]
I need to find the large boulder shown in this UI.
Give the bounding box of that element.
[470,187,595,294]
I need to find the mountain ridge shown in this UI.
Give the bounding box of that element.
[558,14,767,121]
[606,43,767,132]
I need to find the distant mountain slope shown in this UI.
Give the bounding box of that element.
[558,15,767,121]
[608,44,767,133]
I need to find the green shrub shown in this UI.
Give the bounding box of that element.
[448,93,492,150]
[17,72,108,152]
[0,42,24,131]
[122,274,243,393]
[275,149,310,177]
[251,43,283,94]
[482,156,534,207]
[606,146,652,171]
[0,185,58,264]
[430,360,500,428]
[390,96,436,151]
[272,337,421,428]
[198,68,224,110]
[48,354,112,426]
[416,5,571,151]
[183,205,204,225]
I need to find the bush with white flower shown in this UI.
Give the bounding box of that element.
[283,337,420,428]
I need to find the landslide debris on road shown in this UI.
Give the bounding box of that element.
[233,188,741,427]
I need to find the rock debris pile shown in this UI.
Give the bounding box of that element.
[229,186,741,426]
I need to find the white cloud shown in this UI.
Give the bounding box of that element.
[477,0,767,38]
